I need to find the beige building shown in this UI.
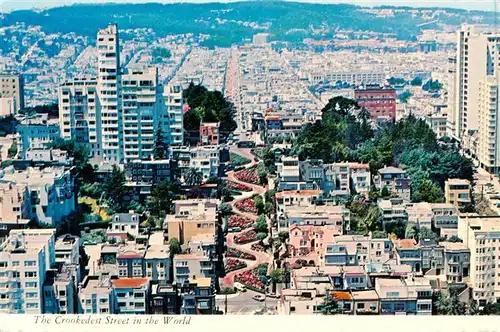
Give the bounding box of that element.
[173,253,215,285]
[477,76,500,173]
[0,73,24,111]
[78,275,116,314]
[445,179,472,210]
[458,214,500,305]
[144,232,170,282]
[165,199,219,244]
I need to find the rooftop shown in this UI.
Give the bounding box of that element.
[378,166,405,175]
[112,278,149,289]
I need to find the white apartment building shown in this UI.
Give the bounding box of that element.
[478,76,500,173]
[108,212,140,239]
[458,214,500,305]
[97,24,122,163]
[0,229,55,314]
[43,265,77,314]
[122,68,163,163]
[54,234,80,268]
[144,232,170,282]
[17,116,60,159]
[78,275,116,314]
[173,253,215,285]
[0,181,31,240]
[164,81,183,145]
[0,97,15,116]
[446,54,457,138]
[453,25,499,139]
[58,77,100,157]
[190,145,220,181]
[0,73,24,111]
[1,166,75,226]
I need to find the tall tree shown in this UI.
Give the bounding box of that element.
[149,179,179,218]
[184,168,203,187]
[102,165,126,211]
[153,127,168,160]
[317,292,342,315]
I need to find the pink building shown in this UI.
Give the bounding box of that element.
[199,122,219,145]
[289,224,339,260]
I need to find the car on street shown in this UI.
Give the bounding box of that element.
[252,294,266,302]
[266,292,279,299]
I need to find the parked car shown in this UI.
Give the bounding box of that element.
[234,282,247,292]
[266,292,279,299]
[252,294,266,302]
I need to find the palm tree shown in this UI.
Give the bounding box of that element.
[184,168,203,187]
[359,206,381,233]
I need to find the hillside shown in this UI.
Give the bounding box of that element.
[1,1,494,46]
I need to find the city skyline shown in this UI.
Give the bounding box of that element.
[0,0,496,12]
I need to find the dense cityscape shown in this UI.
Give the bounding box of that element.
[1,1,500,316]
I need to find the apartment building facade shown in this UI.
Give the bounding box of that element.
[0,73,24,111]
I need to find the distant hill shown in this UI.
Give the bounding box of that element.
[2,1,494,47]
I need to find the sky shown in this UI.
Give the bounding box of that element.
[0,0,497,13]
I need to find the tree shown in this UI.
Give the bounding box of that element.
[410,77,422,86]
[405,223,417,239]
[254,215,268,233]
[219,203,233,216]
[447,235,463,243]
[381,185,390,198]
[169,238,182,257]
[317,291,342,315]
[153,127,168,160]
[269,268,284,293]
[254,195,265,214]
[149,179,179,218]
[358,206,381,233]
[434,291,466,315]
[278,231,289,244]
[418,227,437,242]
[184,168,203,187]
[102,165,127,212]
[480,303,500,315]
[7,139,17,158]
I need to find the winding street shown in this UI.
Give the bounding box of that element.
[221,147,273,286]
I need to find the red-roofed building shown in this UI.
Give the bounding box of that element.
[112,278,150,314]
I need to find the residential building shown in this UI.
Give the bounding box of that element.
[441,241,470,283]
[445,178,472,210]
[0,229,56,314]
[430,203,459,238]
[179,277,216,314]
[189,145,220,181]
[289,224,339,261]
[453,25,498,139]
[276,190,323,217]
[107,211,140,240]
[354,85,396,121]
[124,158,176,200]
[351,290,380,315]
[117,245,146,278]
[173,253,215,285]
[394,239,422,273]
[43,265,77,314]
[17,115,60,159]
[163,82,183,146]
[77,275,116,314]
[0,181,30,241]
[149,283,179,314]
[97,24,122,163]
[378,198,408,230]
[0,73,24,111]
[323,235,393,267]
[58,77,100,157]
[375,278,416,315]
[0,97,15,116]
[348,162,371,195]
[54,234,80,282]
[112,278,150,314]
[253,33,269,46]
[165,199,219,245]
[122,68,163,163]
[281,204,350,234]
[144,232,170,283]
[407,202,433,230]
[375,167,411,201]
[458,214,500,305]
[199,122,219,146]
[1,166,75,226]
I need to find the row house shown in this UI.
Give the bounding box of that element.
[375,276,432,315]
[281,204,350,234]
[323,235,393,267]
[107,211,140,242]
[406,202,459,238]
[124,159,176,200]
[374,166,411,202]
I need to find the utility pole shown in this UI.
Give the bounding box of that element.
[224,293,227,315]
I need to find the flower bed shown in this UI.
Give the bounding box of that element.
[226,247,257,261]
[234,229,258,244]
[234,167,259,184]
[225,258,247,273]
[234,270,264,290]
[227,181,252,192]
[250,242,266,252]
[228,215,254,229]
[234,199,258,214]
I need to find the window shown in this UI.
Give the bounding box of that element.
[387,292,399,298]
[357,303,365,310]
[25,271,37,278]
[25,282,37,288]
[24,261,36,267]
